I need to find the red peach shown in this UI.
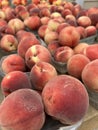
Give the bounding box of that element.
[76,26,87,39]
[1,71,32,97]
[44,31,59,45]
[85,25,97,37]
[42,75,89,125]
[17,36,41,58]
[16,30,36,42]
[0,34,18,52]
[0,89,45,130]
[47,40,61,56]
[53,46,74,63]
[77,16,91,28]
[58,26,80,47]
[40,16,50,25]
[83,44,98,61]
[24,15,41,30]
[1,54,26,74]
[61,9,72,18]
[39,7,51,17]
[38,24,48,39]
[7,18,25,34]
[73,42,89,54]
[25,45,51,69]
[82,59,98,92]
[30,61,57,91]
[67,54,90,79]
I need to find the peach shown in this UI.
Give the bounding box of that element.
[83,44,98,61]
[76,26,87,39]
[42,75,89,125]
[1,71,32,97]
[47,40,61,56]
[24,15,41,30]
[0,9,6,19]
[77,16,91,28]
[17,36,41,58]
[44,31,59,45]
[7,18,25,34]
[85,25,97,37]
[82,59,98,92]
[16,30,36,42]
[61,9,72,18]
[50,12,62,19]
[38,24,48,39]
[73,42,89,54]
[53,46,74,63]
[1,54,26,74]
[89,13,98,26]
[0,34,18,52]
[3,7,16,21]
[25,44,51,69]
[39,7,51,17]
[29,7,40,16]
[58,26,80,47]
[30,61,57,91]
[40,16,50,25]
[47,19,60,32]
[0,19,7,32]
[72,4,82,17]
[0,88,45,130]
[56,22,70,34]
[67,54,90,79]
[64,2,74,11]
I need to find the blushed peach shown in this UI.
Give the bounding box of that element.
[0,88,45,130]
[42,75,89,125]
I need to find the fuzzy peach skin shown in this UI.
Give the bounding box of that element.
[0,34,18,52]
[1,71,32,97]
[82,59,98,92]
[58,26,80,47]
[42,75,89,125]
[17,36,41,58]
[67,54,90,79]
[0,89,45,130]
[30,61,57,91]
[25,44,51,69]
[1,54,26,74]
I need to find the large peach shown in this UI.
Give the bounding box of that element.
[0,88,45,130]
[82,59,98,92]
[67,54,90,79]
[25,44,51,69]
[85,25,97,37]
[17,36,41,58]
[42,75,89,125]
[1,54,26,74]
[30,61,57,91]
[1,71,32,97]
[58,26,80,47]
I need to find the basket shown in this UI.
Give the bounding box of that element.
[79,33,98,44]
[51,57,67,74]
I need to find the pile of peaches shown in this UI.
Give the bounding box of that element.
[0,0,98,130]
